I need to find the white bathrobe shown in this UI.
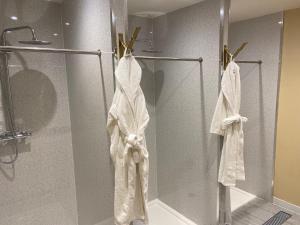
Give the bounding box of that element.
[107,55,149,225]
[210,61,248,186]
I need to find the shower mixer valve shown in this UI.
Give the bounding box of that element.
[0,130,32,142]
[0,25,48,163]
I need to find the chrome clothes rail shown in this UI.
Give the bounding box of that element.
[0,46,102,56]
[0,46,204,63]
[0,46,261,65]
[135,55,203,62]
[235,60,262,64]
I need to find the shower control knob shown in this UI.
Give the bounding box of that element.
[0,130,32,142]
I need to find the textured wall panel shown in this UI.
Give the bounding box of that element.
[229,13,282,201]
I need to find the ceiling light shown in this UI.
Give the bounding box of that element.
[278,21,283,25]
[220,8,224,17]
[53,33,59,36]
[133,11,165,18]
[65,22,70,26]
[10,16,18,21]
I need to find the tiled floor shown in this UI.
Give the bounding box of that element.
[231,188,300,225]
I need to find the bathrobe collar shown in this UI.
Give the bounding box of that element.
[115,55,142,108]
[221,61,241,114]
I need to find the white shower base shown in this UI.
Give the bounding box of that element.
[148,199,197,225]
[230,187,256,211]
[97,199,197,225]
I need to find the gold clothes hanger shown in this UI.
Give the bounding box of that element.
[223,42,248,69]
[117,27,141,60]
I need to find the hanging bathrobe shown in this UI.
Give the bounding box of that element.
[210,61,248,186]
[107,54,149,225]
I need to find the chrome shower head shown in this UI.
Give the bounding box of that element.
[142,49,162,53]
[1,26,51,46]
[18,39,51,45]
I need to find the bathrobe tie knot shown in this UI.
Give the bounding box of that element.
[222,114,248,130]
[124,133,147,164]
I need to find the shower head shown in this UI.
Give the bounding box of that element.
[1,26,51,46]
[136,38,161,54]
[142,49,162,53]
[18,39,51,45]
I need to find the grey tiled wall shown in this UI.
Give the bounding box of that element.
[153,1,220,224]
[0,1,78,225]
[229,13,283,201]
[129,15,158,201]
[63,0,115,225]
[128,1,221,224]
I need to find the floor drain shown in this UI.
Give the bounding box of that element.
[262,211,292,225]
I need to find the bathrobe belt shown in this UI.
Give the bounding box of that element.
[222,114,248,130]
[110,105,148,165]
[123,133,148,164]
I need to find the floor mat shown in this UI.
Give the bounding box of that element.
[262,211,292,225]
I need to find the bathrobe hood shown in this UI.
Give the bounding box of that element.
[115,56,142,110]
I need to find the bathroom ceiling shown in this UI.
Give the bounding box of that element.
[128,0,204,17]
[45,0,64,2]
[231,0,300,22]
[128,0,300,21]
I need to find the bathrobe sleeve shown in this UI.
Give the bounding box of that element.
[107,88,121,164]
[136,89,150,135]
[210,91,227,136]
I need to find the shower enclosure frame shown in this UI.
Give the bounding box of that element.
[218,0,233,224]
